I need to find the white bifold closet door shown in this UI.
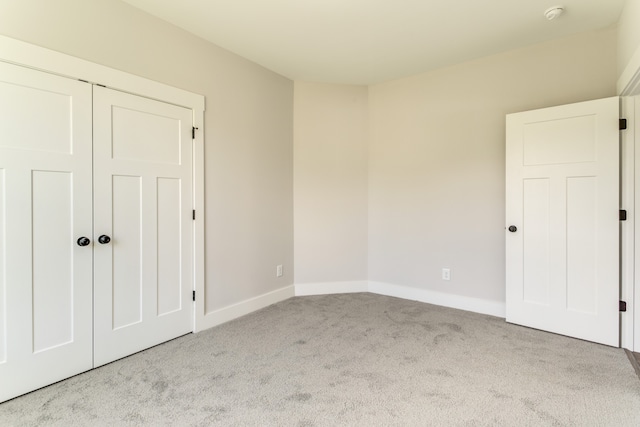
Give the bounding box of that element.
[92,86,193,367]
[0,62,194,402]
[0,62,94,402]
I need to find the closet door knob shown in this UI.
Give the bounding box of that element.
[77,237,91,246]
[98,235,111,244]
[508,225,517,232]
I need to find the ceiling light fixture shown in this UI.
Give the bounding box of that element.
[544,6,565,20]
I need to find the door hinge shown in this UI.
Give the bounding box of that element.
[193,290,196,302]
[192,126,199,139]
[192,210,196,220]
[620,118,627,130]
[620,301,627,312]
[620,210,627,221]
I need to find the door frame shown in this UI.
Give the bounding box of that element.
[619,96,635,351]
[619,57,640,351]
[0,35,206,333]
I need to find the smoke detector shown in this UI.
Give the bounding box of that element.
[544,6,565,20]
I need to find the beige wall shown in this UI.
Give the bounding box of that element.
[293,82,368,284]
[0,0,621,316]
[618,0,640,78]
[0,0,294,311]
[368,29,617,303]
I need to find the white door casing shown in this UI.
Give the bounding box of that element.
[93,86,194,367]
[506,97,620,347]
[620,96,635,351]
[0,62,93,402]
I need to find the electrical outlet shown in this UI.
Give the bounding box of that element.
[442,268,451,281]
[276,265,283,277]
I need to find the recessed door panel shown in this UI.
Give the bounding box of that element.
[0,61,93,403]
[112,107,181,164]
[0,81,72,154]
[112,175,143,329]
[157,177,182,316]
[523,115,596,165]
[566,177,597,314]
[522,178,550,306]
[32,171,73,352]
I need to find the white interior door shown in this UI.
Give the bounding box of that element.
[93,86,193,367]
[506,97,620,346]
[0,62,93,402]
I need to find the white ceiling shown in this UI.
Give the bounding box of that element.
[121,0,625,85]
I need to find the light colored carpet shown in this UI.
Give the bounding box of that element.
[1,293,640,426]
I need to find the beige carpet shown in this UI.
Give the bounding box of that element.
[1,293,640,426]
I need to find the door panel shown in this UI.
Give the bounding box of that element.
[0,61,93,402]
[522,178,550,305]
[93,86,193,367]
[566,177,597,314]
[522,115,596,165]
[157,177,183,316]
[111,175,143,330]
[506,97,619,347]
[111,106,181,164]
[32,171,74,352]
[0,81,73,154]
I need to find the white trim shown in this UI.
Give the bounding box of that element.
[621,96,635,351]
[197,285,295,331]
[368,281,506,318]
[193,109,206,333]
[0,35,207,335]
[295,281,506,318]
[0,35,204,111]
[618,44,640,96]
[199,279,504,331]
[635,95,640,352]
[295,281,369,296]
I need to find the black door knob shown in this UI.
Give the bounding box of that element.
[508,225,517,232]
[98,235,111,244]
[77,237,91,246]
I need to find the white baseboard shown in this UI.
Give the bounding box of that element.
[368,281,506,318]
[196,285,295,332]
[296,280,505,318]
[295,281,369,296]
[196,281,505,333]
